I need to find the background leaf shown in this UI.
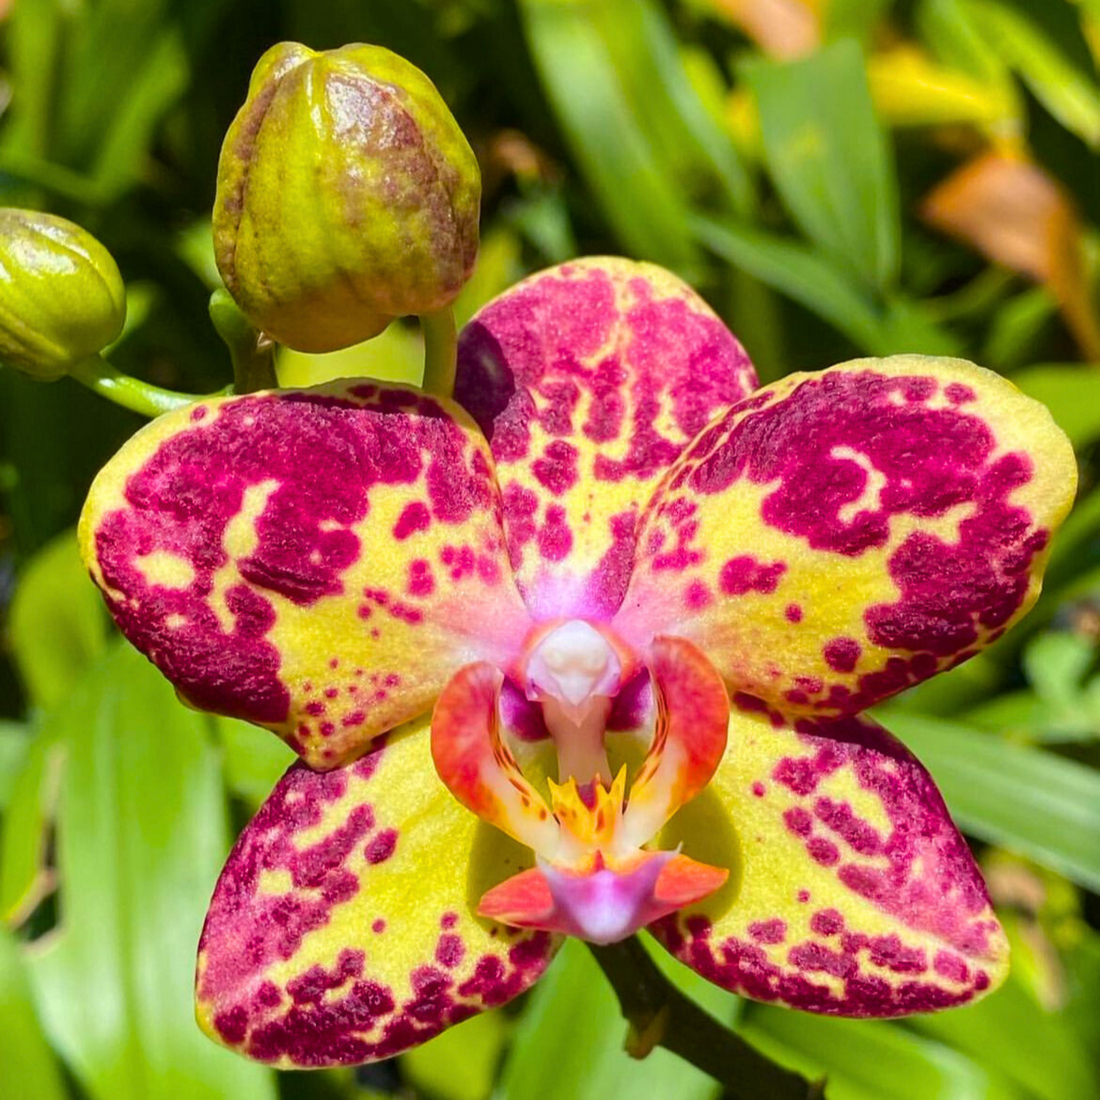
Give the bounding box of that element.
[24,642,276,1100]
[743,39,900,293]
[497,940,719,1100]
[0,925,69,1100]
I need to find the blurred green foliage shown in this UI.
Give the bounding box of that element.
[2,1,1099,1098]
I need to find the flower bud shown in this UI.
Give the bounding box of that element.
[213,42,480,353]
[0,208,126,380]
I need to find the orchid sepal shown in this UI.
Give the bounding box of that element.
[79,380,532,770]
[648,705,1009,1016]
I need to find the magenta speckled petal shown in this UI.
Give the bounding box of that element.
[615,356,1077,716]
[196,722,560,1067]
[648,707,1008,1016]
[455,257,757,622]
[79,381,532,768]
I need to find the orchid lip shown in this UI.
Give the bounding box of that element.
[539,851,676,944]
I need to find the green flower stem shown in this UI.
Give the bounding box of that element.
[209,289,278,394]
[69,355,214,417]
[589,938,826,1100]
[420,306,458,398]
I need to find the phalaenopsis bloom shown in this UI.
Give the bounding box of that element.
[79,258,1076,1067]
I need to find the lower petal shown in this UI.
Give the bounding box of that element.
[196,719,561,1067]
[648,708,1008,1016]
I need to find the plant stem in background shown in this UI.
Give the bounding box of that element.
[69,355,212,417]
[420,307,458,397]
[589,938,826,1100]
[209,289,278,394]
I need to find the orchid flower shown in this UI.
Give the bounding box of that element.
[78,257,1076,1067]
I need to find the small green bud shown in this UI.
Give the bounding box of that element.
[213,42,480,353]
[0,209,126,380]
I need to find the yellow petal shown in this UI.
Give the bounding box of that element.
[196,719,560,1067]
[615,355,1076,716]
[79,381,531,768]
[649,707,1008,1015]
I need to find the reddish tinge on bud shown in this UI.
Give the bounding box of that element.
[213,42,480,353]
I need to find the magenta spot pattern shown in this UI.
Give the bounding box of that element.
[89,383,523,765]
[198,740,555,1065]
[650,714,1000,1015]
[455,262,756,618]
[622,368,1050,712]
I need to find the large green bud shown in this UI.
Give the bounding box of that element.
[213,42,480,353]
[0,209,126,380]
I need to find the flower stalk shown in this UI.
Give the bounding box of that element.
[209,289,277,394]
[68,354,214,417]
[590,937,825,1100]
[420,306,458,398]
[594,937,818,1100]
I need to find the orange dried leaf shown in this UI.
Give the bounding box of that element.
[708,0,820,59]
[922,152,1100,360]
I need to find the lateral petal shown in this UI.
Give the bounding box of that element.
[616,356,1076,715]
[455,257,757,621]
[648,707,1008,1016]
[430,662,561,856]
[196,721,560,1067]
[620,635,730,848]
[80,382,531,767]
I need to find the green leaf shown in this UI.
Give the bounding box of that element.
[591,0,752,214]
[517,0,700,273]
[964,0,1100,145]
[402,1008,508,1100]
[25,641,276,1100]
[743,39,900,293]
[1022,631,1096,710]
[691,214,886,349]
[917,0,1014,86]
[906,971,1095,1100]
[0,0,65,159]
[8,530,109,710]
[691,214,958,356]
[963,688,1100,743]
[880,710,1100,892]
[214,716,295,808]
[981,287,1058,371]
[0,721,30,810]
[90,28,189,198]
[0,721,65,925]
[824,0,893,43]
[0,926,69,1100]
[741,1003,1025,1100]
[497,940,719,1100]
[1011,363,1100,450]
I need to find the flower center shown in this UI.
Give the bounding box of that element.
[430,635,732,943]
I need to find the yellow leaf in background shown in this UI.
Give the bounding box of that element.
[868,46,1015,131]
